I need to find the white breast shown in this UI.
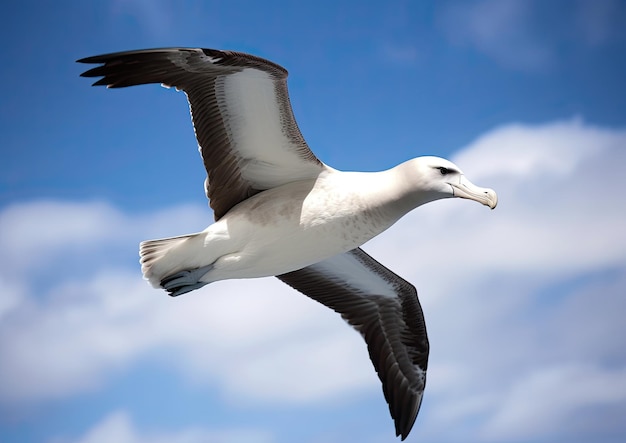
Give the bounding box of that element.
[204,169,402,280]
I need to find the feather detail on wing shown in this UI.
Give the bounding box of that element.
[79,48,325,219]
[277,247,429,440]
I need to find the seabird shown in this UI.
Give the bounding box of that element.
[78,48,497,440]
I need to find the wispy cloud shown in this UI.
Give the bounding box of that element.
[110,0,175,39]
[438,0,552,71]
[482,362,626,440]
[438,0,626,71]
[575,0,626,46]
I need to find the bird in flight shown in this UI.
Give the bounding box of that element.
[79,47,497,440]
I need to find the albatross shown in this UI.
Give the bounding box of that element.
[78,47,497,440]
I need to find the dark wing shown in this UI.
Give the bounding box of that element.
[277,248,429,440]
[78,48,325,219]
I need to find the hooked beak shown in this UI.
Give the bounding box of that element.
[450,175,498,209]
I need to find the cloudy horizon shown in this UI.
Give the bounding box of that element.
[3,118,626,442]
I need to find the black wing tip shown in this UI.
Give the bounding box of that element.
[395,414,416,440]
[77,56,108,86]
[76,47,187,64]
[76,47,288,79]
[79,65,105,78]
[77,58,104,86]
[394,418,415,440]
[76,54,101,64]
[396,415,417,440]
[390,378,425,440]
[76,48,189,87]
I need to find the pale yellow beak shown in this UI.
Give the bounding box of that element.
[450,175,498,209]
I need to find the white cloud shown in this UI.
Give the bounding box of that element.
[482,364,626,440]
[0,200,207,276]
[448,119,626,275]
[451,117,615,179]
[0,265,374,405]
[50,410,273,443]
[371,119,626,285]
[2,119,626,441]
[0,273,24,320]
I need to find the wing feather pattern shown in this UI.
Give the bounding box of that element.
[277,248,429,440]
[78,48,324,219]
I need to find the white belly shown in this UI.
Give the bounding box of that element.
[200,173,396,281]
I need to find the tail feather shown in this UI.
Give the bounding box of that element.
[139,234,197,288]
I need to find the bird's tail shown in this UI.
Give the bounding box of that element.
[139,234,198,288]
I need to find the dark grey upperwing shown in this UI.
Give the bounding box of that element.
[277,248,429,440]
[78,48,324,220]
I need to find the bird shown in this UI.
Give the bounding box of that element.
[78,47,497,440]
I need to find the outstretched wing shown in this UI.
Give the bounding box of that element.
[78,48,325,219]
[277,248,429,440]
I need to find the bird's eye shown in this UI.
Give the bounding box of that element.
[437,167,450,175]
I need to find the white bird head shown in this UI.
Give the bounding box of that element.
[402,156,498,209]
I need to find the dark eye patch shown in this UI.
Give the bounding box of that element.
[436,166,451,175]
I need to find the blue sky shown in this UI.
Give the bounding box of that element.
[1,1,626,442]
